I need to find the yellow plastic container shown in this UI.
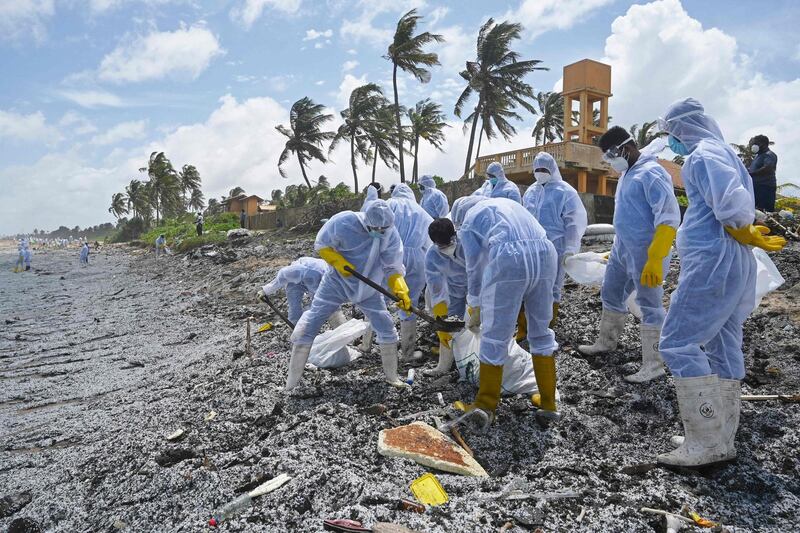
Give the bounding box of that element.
[257,323,273,333]
[410,473,448,506]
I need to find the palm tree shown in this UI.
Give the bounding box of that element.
[330,83,385,192]
[463,91,521,160]
[364,103,400,183]
[228,186,245,199]
[531,91,563,145]
[139,151,180,225]
[205,198,221,215]
[125,179,151,220]
[277,97,336,188]
[629,120,664,149]
[188,188,205,212]
[385,8,444,183]
[407,99,448,182]
[108,192,128,220]
[178,164,201,207]
[455,18,547,175]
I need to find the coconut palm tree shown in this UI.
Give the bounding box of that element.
[205,197,221,215]
[406,99,448,183]
[277,97,336,188]
[125,179,151,220]
[139,151,181,225]
[228,186,245,199]
[385,8,444,183]
[178,164,201,207]
[456,18,547,175]
[531,91,563,145]
[629,120,664,149]
[463,91,521,161]
[330,83,385,192]
[188,188,205,212]
[108,192,128,220]
[363,103,400,183]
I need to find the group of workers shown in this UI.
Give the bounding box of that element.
[257,97,786,468]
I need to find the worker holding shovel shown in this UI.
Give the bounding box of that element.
[285,200,412,390]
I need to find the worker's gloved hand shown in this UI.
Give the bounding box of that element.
[256,289,267,303]
[436,330,453,349]
[432,301,448,319]
[388,273,412,311]
[466,306,481,332]
[318,247,355,277]
[562,252,575,267]
[640,224,676,288]
[725,224,787,252]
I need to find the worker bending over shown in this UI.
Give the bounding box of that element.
[419,175,449,219]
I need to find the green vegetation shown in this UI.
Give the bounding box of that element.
[676,194,689,207]
[139,212,239,252]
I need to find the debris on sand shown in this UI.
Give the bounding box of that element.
[378,422,488,477]
[0,492,32,518]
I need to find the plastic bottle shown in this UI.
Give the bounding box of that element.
[208,493,252,527]
[406,368,415,385]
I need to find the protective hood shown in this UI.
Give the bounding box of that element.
[364,199,395,228]
[485,161,507,182]
[661,97,725,153]
[390,183,416,202]
[451,195,487,229]
[532,152,563,184]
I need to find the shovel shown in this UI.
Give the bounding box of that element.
[259,294,296,329]
[343,266,465,332]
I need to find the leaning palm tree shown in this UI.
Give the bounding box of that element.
[629,120,664,149]
[531,91,564,145]
[205,197,221,215]
[179,164,201,207]
[277,97,336,188]
[407,99,448,182]
[456,18,547,175]
[364,103,400,183]
[188,188,205,212]
[108,192,128,220]
[463,90,521,160]
[385,8,444,183]
[125,179,151,220]
[139,151,180,225]
[329,83,385,192]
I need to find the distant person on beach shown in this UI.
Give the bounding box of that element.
[155,234,166,258]
[240,209,247,229]
[195,213,204,236]
[80,242,90,265]
[748,134,778,212]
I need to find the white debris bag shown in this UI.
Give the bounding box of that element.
[451,329,558,397]
[564,252,608,286]
[308,318,369,369]
[752,248,785,311]
[584,224,615,236]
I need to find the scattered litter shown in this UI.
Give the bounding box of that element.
[405,368,415,386]
[688,510,717,528]
[372,523,422,533]
[741,394,800,403]
[379,422,488,476]
[209,473,291,527]
[436,393,445,406]
[322,519,372,532]
[257,322,273,333]
[165,429,184,441]
[576,506,586,522]
[0,491,32,518]
[499,522,514,532]
[204,411,217,422]
[397,498,425,513]
[409,473,449,506]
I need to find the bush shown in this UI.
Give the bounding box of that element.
[776,195,800,212]
[108,217,148,243]
[141,212,239,251]
[675,194,689,207]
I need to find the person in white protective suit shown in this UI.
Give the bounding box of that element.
[479,162,522,203]
[578,126,681,384]
[523,152,587,327]
[419,175,449,219]
[256,257,346,327]
[387,184,433,361]
[656,98,786,467]
[155,234,166,258]
[361,182,382,212]
[453,198,559,420]
[286,200,413,390]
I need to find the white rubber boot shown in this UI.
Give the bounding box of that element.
[285,344,311,391]
[657,375,728,467]
[379,343,410,389]
[328,309,347,329]
[578,309,626,355]
[669,378,741,460]
[360,326,373,352]
[399,319,423,362]
[624,324,666,383]
[422,343,454,377]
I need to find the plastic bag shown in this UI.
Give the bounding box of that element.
[583,223,615,236]
[308,318,369,369]
[564,252,608,286]
[752,248,785,311]
[451,329,550,396]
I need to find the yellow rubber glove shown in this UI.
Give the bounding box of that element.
[640,224,676,288]
[725,224,787,252]
[388,273,411,311]
[318,247,354,277]
[432,301,452,347]
[466,306,481,331]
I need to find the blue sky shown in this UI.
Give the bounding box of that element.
[1,0,799,235]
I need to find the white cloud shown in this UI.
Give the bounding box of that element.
[0,109,60,144]
[347,48,357,55]
[315,80,325,86]
[230,0,302,29]
[303,28,332,41]
[339,0,427,45]
[429,24,471,77]
[313,39,332,49]
[505,0,612,40]
[342,60,359,72]
[98,25,224,83]
[268,74,295,92]
[59,89,126,108]
[59,111,97,136]
[90,120,147,145]
[335,73,368,109]
[602,0,800,185]
[0,0,54,44]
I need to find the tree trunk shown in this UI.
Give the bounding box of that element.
[350,132,359,193]
[392,63,405,183]
[475,124,484,160]
[463,95,483,176]
[371,141,378,182]
[298,156,312,188]
[413,134,420,183]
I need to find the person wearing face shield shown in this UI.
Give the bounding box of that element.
[656,98,786,467]
[454,198,559,421]
[256,257,346,327]
[287,200,412,391]
[578,126,680,385]
[419,175,449,219]
[482,162,522,203]
[424,217,468,376]
[523,152,588,327]
[747,135,778,212]
[387,184,434,361]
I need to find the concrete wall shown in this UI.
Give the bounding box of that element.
[248,178,615,231]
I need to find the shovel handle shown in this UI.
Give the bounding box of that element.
[261,294,295,329]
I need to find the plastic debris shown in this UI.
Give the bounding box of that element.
[397,498,425,513]
[204,411,217,421]
[322,518,372,532]
[165,429,184,441]
[257,322,273,333]
[409,473,448,506]
[209,473,292,527]
[688,511,717,528]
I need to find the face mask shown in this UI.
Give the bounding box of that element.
[669,135,689,156]
[608,156,629,173]
[419,185,426,192]
[751,144,760,154]
[489,177,498,186]
[534,171,552,183]
[368,230,383,239]
[439,243,457,258]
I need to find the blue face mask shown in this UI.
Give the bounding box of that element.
[669,135,689,156]
[368,230,383,239]
[489,177,498,186]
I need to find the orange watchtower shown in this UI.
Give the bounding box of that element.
[562,59,612,145]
